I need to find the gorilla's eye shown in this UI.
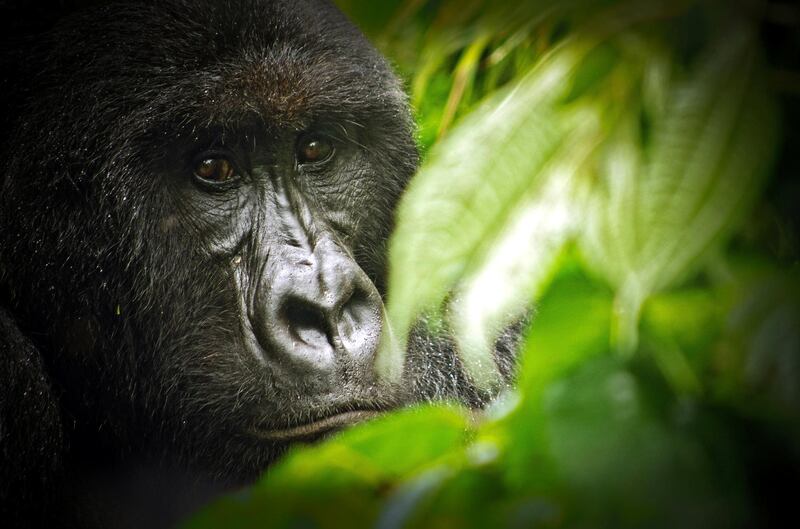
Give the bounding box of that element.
[297,135,334,165]
[193,157,237,184]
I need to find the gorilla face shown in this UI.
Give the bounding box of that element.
[2,0,420,477]
[0,0,513,525]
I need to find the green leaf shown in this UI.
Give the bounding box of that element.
[580,24,779,353]
[541,358,749,528]
[497,268,614,489]
[265,405,470,490]
[639,288,724,394]
[183,406,470,529]
[333,0,404,37]
[385,40,603,388]
[518,268,614,397]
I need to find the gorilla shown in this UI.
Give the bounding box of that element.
[0,1,517,527]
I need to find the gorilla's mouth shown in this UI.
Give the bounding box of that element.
[256,410,383,442]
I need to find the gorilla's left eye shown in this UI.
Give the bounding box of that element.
[297,135,335,165]
[193,157,238,184]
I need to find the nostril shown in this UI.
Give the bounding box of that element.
[339,289,367,331]
[337,287,380,353]
[281,299,334,350]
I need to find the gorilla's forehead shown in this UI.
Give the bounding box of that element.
[43,0,402,132]
[163,0,395,128]
[191,41,386,129]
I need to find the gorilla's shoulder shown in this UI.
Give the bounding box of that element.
[0,307,64,523]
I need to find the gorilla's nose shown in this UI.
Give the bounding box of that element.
[260,239,384,374]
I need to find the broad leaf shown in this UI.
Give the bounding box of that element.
[385,40,602,387]
[580,24,779,352]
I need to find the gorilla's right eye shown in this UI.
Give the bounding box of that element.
[193,157,239,185]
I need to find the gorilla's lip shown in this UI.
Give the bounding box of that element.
[256,410,383,442]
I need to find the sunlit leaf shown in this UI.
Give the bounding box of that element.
[386,40,604,387]
[451,125,597,389]
[265,405,469,489]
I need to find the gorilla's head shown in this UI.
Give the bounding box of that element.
[0,1,516,526]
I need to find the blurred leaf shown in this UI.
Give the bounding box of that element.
[541,358,750,528]
[265,405,470,489]
[719,271,800,415]
[580,23,780,353]
[375,468,452,529]
[498,268,614,489]
[640,288,724,394]
[519,267,614,396]
[185,406,469,529]
[560,42,618,103]
[386,39,605,389]
[451,170,591,390]
[334,0,404,36]
[437,33,491,137]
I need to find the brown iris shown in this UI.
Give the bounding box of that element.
[297,136,334,165]
[194,158,236,183]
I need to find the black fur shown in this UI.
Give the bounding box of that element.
[0,1,518,527]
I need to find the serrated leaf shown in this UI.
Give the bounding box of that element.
[580,24,779,353]
[451,115,598,389]
[385,40,600,387]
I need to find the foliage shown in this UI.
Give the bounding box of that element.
[185,1,800,527]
